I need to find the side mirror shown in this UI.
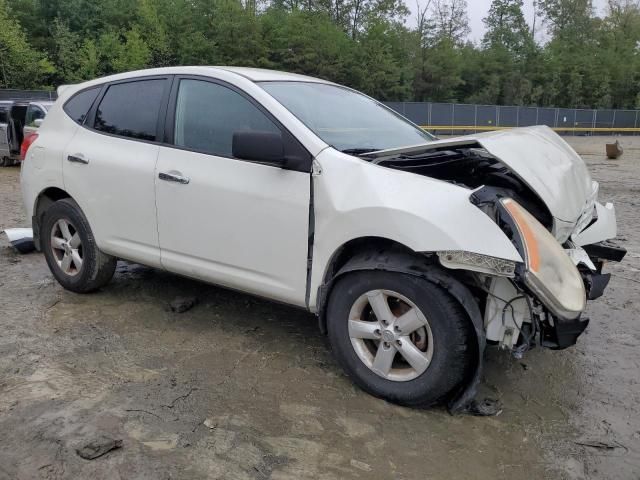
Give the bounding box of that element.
[34,118,44,127]
[232,131,285,166]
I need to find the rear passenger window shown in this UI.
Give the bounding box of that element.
[94,79,166,141]
[64,87,100,125]
[173,79,280,157]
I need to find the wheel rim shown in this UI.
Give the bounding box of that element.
[348,289,434,382]
[50,218,83,276]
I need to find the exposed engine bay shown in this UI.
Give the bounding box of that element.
[370,144,553,229]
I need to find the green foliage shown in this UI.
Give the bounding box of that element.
[0,0,53,88]
[0,0,639,108]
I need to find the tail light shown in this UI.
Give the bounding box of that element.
[20,133,39,160]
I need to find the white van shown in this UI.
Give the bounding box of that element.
[0,100,52,166]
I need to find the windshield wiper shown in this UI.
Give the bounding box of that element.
[340,148,380,155]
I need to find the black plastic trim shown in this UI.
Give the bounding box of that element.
[583,241,627,263]
[541,315,589,350]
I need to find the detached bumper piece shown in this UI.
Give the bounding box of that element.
[541,316,590,350]
[583,240,627,263]
[586,272,611,300]
[3,228,35,254]
[581,240,625,300]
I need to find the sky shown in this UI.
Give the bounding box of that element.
[411,0,608,43]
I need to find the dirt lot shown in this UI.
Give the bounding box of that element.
[0,136,638,480]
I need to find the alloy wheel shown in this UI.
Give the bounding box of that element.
[50,218,83,276]
[348,289,434,381]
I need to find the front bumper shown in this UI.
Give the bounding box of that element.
[541,240,626,350]
[541,315,590,350]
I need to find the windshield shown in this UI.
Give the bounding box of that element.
[259,82,434,153]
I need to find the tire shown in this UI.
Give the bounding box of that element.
[41,198,117,293]
[326,270,474,408]
[1,156,12,167]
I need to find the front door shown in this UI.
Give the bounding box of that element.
[155,77,311,306]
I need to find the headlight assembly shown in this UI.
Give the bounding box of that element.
[501,198,586,319]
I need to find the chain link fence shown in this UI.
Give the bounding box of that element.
[2,90,638,134]
[0,89,57,102]
[384,102,640,135]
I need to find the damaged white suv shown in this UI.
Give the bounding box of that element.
[21,67,625,411]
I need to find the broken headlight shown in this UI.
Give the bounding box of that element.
[437,250,516,277]
[501,198,586,319]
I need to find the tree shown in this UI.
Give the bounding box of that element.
[0,0,53,88]
[482,0,533,55]
[1,0,640,108]
[430,0,470,45]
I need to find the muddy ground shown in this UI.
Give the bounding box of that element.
[0,136,638,480]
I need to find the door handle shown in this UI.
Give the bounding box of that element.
[67,154,88,165]
[159,172,190,184]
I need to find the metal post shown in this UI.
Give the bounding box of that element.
[612,110,616,130]
[474,105,478,134]
[451,103,455,136]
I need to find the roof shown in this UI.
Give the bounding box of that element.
[211,66,331,83]
[63,66,333,94]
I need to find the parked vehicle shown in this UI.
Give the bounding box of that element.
[23,101,53,138]
[0,100,52,166]
[20,67,625,411]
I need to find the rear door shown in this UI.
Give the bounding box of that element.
[63,77,171,267]
[155,77,312,306]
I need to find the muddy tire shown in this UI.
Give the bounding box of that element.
[326,270,474,408]
[41,198,117,293]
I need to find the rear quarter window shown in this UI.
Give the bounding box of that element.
[64,87,101,125]
[0,109,7,124]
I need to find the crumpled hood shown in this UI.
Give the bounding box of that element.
[371,125,594,223]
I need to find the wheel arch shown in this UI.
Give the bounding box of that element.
[316,240,485,413]
[32,187,72,250]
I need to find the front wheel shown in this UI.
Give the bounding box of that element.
[326,270,474,407]
[41,198,117,293]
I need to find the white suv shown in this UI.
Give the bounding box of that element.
[21,67,625,411]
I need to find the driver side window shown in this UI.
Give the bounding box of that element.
[173,79,280,158]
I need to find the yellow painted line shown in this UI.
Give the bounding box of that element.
[420,125,640,132]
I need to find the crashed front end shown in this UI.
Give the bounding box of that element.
[465,186,625,355]
[366,125,626,356]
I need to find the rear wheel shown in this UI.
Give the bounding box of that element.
[41,199,117,293]
[326,270,474,407]
[1,156,12,167]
